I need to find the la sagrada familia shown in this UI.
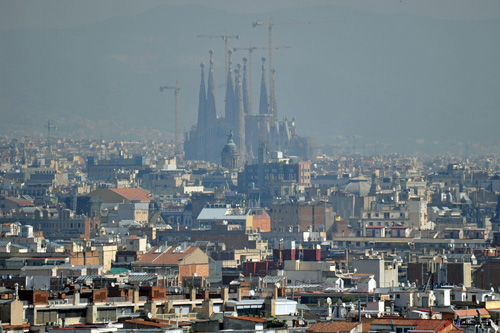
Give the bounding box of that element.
[184,50,312,166]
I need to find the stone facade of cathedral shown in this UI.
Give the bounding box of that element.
[184,51,312,165]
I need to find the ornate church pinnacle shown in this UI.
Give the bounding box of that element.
[242,57,249,114]
[225,49,235,127]
[196,62,207,131]
[258,57,269,115]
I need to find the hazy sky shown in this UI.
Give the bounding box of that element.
[2,0,500,30]
[1,0,499,154]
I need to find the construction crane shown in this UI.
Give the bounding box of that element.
[160,81,198,160]
[232,45,291,114]
[197,33,239,87]
[252,18,344,121]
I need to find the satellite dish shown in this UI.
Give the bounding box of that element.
[491,287,495,293]
[64,287,69,293]
[147,312,153,320]
[401,283,405,288]
[476,300,480,304]
[327,297,332,305]
[250,290,255,297]
[111,282,115,287]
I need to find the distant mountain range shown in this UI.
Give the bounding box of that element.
[1,3,499,154]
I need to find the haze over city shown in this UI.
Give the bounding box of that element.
[3,2,500,331]
[1,0,500,155]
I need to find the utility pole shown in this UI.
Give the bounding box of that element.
[160,81,198,160]
[252,18,344,122]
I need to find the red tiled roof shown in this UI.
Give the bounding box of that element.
[371,318,454,332]
[133,246,200,266]
[454,308,489,317]
[412,308,440,314]
[125,319,172,328]
[110,188,153,202]
[228,316,267,323]
[413,320,453,331]
[307,321,360,333]
[5,197,33,206]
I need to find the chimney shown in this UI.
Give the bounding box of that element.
[358,300,361,322]
[237,286,242,302]
[190,287,196,302]
[133,288,140,312]
[73,291,80,305]
[201,298,214,319]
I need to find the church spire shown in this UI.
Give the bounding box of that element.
[206,49,217,125]
[196,63,207,131]
[204,49,218,162]
[225,49,235,128]
[242,57,250,114]
[258,57,269,115]
[234,63,246,164]
[196,62,208,161]
[270,68,277,122]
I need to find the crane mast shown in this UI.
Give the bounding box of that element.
[252,18,344,122]
[160,81,198,160]
[197,33,239,90]
[233,44,291,115]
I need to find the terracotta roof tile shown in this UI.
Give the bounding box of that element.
[5,197,33,206]
[307,321,361,332]
[125,319,171,328]
[133,246,200,266]
[228,316,267,323]
[454,308,489,317]
[370,319,454,332]
[110,188,153,202]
